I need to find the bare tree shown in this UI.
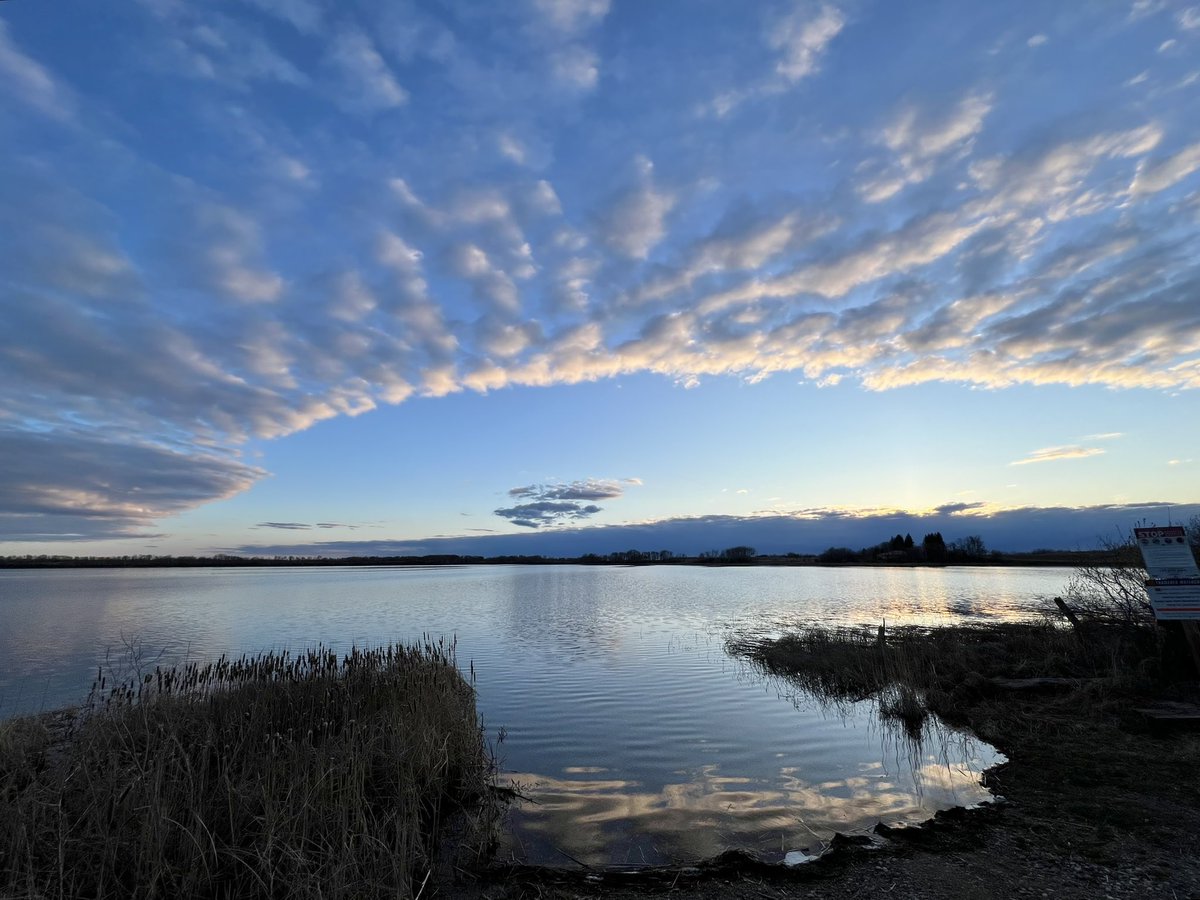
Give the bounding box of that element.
[1062,535,1153,628]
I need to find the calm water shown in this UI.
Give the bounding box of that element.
[0,564,1069,866]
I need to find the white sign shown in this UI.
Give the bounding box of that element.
[1145,578,1200,621]
[1134,526,1199,580]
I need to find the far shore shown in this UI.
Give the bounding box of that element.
[0,549,1113,570]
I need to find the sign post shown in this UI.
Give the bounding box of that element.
[1135,526,1200,672]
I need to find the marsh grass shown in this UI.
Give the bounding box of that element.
[0,638,498,899]
[730,620,1162,733]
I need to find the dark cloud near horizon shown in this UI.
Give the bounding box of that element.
[255,521,357,531]
[496,479,630,527]
[228,501,1200,559]
[0,426,264,541]
[508,480,626,502]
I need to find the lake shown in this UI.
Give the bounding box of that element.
[0,563,1070,866]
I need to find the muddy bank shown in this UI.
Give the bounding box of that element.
[453,622,1200,899]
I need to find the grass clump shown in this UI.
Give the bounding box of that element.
[731,620,1163,733]
[0,638,498,899]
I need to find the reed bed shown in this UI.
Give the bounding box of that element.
[730,621,1162,735]
[0,638,497,899]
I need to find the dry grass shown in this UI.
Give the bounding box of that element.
[0,638,498,899]
[730,620,1164,732]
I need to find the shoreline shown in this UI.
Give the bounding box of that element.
[8,617,1198,896]
[459,620,1200,899]
[0,553,1103,570]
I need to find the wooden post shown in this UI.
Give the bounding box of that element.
[1053,596,1081,629]
[1181,622,1200,676]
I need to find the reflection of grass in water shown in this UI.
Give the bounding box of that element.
[734,641,996,816]
[0,639,499,899]
[732,617,1200,883]
[731,619,1160,718]
[730,620,1167,806]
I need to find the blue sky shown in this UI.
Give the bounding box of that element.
[2,0,1199,557]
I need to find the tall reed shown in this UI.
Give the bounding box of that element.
[0,638,497,899]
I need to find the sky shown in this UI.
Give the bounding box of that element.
[2,0,1199,558]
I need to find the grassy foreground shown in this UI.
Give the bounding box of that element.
[0,639,497,899]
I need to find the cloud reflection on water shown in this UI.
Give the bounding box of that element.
[499,699,1000,867]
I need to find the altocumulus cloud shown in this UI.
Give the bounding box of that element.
[2,2,1199,541]
[494,479,635,528]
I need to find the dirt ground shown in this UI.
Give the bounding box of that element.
[444,662,1200,898]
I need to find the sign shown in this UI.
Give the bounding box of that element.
[1134,526,1199,580]
[1145,579,1200,621]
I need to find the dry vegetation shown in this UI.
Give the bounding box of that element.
[0,639,498,899]
[730,618,1167,732]
[719,606,1200,897]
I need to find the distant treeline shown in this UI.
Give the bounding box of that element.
[0,540,1127,569]
[816,531,976,564]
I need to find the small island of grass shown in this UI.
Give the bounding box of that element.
[0,640,498,899]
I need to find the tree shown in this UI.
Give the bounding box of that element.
[949,534,988,560]
[818,546,860,563]
[904,533,914,550]
[922,532,947,563]
[1061,534,1152,627]
[721,545,756,561]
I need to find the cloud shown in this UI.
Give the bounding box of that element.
[450,243,521,313]
[509,479,626,501]
[1009,445,1107,466]
[599,181,675,260]
[700,2,845,117]
[4,2,1200,546]
[495,478,633,527]
[326,28,409,112]
[498,132,528,165]
[1129,141,1200,195]
[229,501,1200,558]
[0,21,75,120]
[859,91,993,202]
[256,521,311,530]
[0,426,265,541]
[769,3,845,83]
[142,8,308,89]
[237,0,323,33]
[532,0,611,33]
[550,44,600,90]
[528,180,563,215]
[193,204,284,303]
[969,124,1162,220]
